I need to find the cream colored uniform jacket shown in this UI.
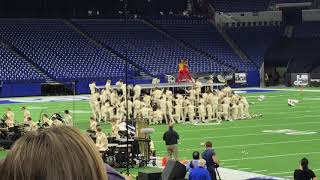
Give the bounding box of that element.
[143,95,152,107]
[6,111,15,122]
[187,104,195,122]
[23,110,31,123]
[64,114,73,126]
[133,85,142,100]
[52,120,63,127]
[43,117,53,126]
[96,132,108,151]
[133,99,142,118]
[152,110,163,124]
[230,104,239,120]
[198,104,206,121]
[90,120,97,131]
[152,89,163,103]
[105,82,112,92]
[89,83,96,95]
[5,111,15,127]
[26,121,38,132]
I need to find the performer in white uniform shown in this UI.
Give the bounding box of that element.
[26,117,38,132]
[198,103,207,123]
[96,127,108,151]
[21,106,31,123]
[5,108,14,128]
[152,108,163,124]
[89,116,97,132]
[133,85,142,101]
[89,81,97,95]
[133,98,142,119]
[159,96,168,124]
[166,98,174,124]
[230,103,239,120]
[187,103,196,123]
[42,114,52,127]
[206,103,214,121]
[64,110,73,126]
[52,117,63,127]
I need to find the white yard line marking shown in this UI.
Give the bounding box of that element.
[158,139,320,154]
[252,170,268,173]
[153,118,320,134]
[223,152,320,162]
[154,128,319,142]
[238,168,252,170]
[223,165,237,168]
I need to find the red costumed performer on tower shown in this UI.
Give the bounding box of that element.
[177,58,193,82]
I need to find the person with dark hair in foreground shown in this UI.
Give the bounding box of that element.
[294,158,317,180]
[202,141,220,180]
[189,159,211,180]
[163,124,180,160]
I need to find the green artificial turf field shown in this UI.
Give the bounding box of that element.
[1,88,320,179]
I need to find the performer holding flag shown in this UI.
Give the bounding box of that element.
[177,58,193,82]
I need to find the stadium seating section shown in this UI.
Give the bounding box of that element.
[71,18,231,76]
[151,16,257,71]
[0,19,134,82]
[0,17,286,83]
[227,25,283,65]
[0,45,44,82]
[211,0,270,12]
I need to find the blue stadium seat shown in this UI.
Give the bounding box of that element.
[226,25,283,66]
[72,18,231,76]
[151,16,257,71]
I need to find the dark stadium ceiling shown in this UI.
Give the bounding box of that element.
[0,0,188,17]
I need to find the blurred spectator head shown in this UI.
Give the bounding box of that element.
[0,126,108,180]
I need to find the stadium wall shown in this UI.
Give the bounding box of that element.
[0,73,259,97]
[1,82,41,97]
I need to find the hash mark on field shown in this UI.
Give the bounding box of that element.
[252,170,267,173]
[223,165,237,168]
[238,168,251,170]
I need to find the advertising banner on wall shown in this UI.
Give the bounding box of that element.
[309,73,320,87]
[291,73,309,86]
[235,73,247,84]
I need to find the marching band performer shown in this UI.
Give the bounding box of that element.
[96,127,108,151]
[89,116,97,132]
[64,110,73,126]
[133,84,142,101]
[133,98,142,119]
[21,106,31,123]
[198,102,207,123]
[89,81,97,95]
[52,117,64,127]
[26,117,38,132]
[159,95,168,124]
[42,114,53,127]
[177,58,193,82]
[187,102,196,123]
[5,108,14,128]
